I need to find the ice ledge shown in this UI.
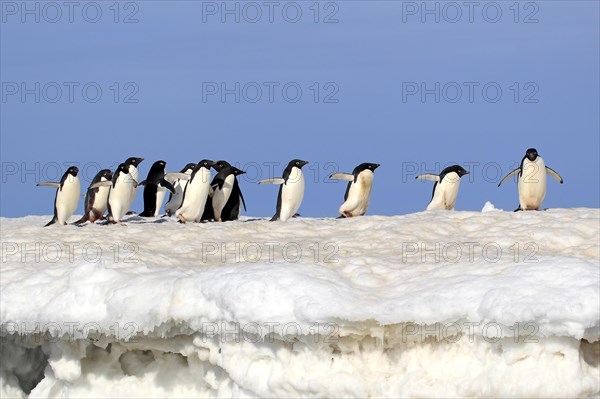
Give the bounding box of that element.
[1,326,599,398]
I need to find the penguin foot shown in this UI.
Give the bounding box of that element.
[126,211,137,215]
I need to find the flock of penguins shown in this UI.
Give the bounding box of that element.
[37,148,563,227]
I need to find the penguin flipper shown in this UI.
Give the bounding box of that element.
[258,178,285,185]
[165,172,190,181]
[329,173,354,182]
[89,181,112,189]
[44,216,57,227]
[415,174,440,182]
[160,179,176,194]
[138,180,147,186]
[73,215,88,225]
[545,166,564,184]
[498,168,520,187]
[37,182,60,188]
[239,190,247,212]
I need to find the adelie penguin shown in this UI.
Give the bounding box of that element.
[138,160,179,217]
[416,165,470,211]
[175,160,215,223]
[74,169,113,224]
[498,148,563,211]
[259,159,308,221]
[94,163,138,224]
[37,166,81,226]
[164,163,196,217]
[123,157,144,214]
[330,163,379,218]
[201,160,247,222]
[210,165,247,222]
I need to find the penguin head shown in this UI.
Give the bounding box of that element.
[289,159,309,169]
[441,165,470,179]
[67,166,79,177]
[232,167,246,176]
[116,163,129,175]
[525,148,538,162]
[100,169,113,180]
[148,159,167,173]
[353,163,380,174]
[214,160,232,171]
[181,163,197,173]
[125,157,144,167]
[197,160,215,170]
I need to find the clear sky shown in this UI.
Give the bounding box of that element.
[1,1,598,218]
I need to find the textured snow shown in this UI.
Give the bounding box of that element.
[1,206,599,397]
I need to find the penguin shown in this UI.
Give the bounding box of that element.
[330,163,380,218]
[498,148,563,211]
[74,169,113,224]
[211,165,246,222]
[36,166,81,226]
[164,163,196,217]
[175,160,215,223]
[99,163,138,224]
[201,160,247,222]
[138,160,177,217]
[259,159,308,221]
[416,165,470,211]
[123,157,144,214]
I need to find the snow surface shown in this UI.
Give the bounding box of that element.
[1,206,599,397]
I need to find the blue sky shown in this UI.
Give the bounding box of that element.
[1,1,598,218]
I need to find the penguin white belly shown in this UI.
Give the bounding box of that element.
[94,184,111,214]
[427,173,461,210]
[212,174,235,221]
[177,170,211,222]
[518,158,546,210]
[55,177,81,224]
[340,172,373,216]
[165,180,187,215]
[154,186,167,217]
[109,182,131,221]
[126,166,139,211]
[279,174,305,222]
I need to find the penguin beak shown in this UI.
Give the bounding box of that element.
[301,160,309,167]
[373,164,381,170]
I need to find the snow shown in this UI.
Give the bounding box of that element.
[481,201,502,212]
[1,205,599,397]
